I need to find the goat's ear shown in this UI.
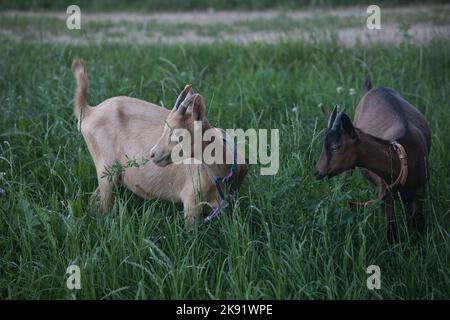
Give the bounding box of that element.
[363,76,372,94]
[340,114,357,139]
[192,94,205,121]
[174,84,193,110]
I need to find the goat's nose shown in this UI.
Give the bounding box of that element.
[314,170,324,180]
[150,151,155,159]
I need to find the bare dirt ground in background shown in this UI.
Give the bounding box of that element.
[1,5,449,45]
[2,5,447,24]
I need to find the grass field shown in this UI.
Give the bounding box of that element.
[0,7,449,299]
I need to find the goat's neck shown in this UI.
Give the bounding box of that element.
[200,121,234,179]
[356,130,401,185]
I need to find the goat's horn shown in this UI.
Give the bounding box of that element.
[332,109,345,131]
[177,93,197,115]
[328,105,338,129]
[174,84,193,110]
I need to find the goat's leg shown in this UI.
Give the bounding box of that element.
[97,178,114,213]
[89,186,100,206]
[407,199,425,236]
[93,163,116,214]
[376,177,388,200]
[182,194,201,231]
[373,177,397,243]
[381,194,397,244]
[361,170,389,202]
[359,168,379,186]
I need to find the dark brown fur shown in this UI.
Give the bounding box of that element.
[315,78,431,243]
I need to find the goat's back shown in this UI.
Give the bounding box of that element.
[354,87,431,153]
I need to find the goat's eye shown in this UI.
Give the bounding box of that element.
[331,145,341,152]
[171,134,183,142]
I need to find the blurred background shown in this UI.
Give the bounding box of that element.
[0,0,448,11]
[0,0,449,45]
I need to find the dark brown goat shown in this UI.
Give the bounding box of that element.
[314,78,431,242]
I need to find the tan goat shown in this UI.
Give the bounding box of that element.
[71,59,247,229]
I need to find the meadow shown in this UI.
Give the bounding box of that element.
[0,8,449,299]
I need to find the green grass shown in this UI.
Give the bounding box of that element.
[0,34,449,298]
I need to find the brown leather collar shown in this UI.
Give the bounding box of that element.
[389,141,408,187]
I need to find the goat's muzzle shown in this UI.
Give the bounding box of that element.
[150,149,172,167]
[314,170,326,181]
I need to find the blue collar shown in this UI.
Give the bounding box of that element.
[201,138,238,227]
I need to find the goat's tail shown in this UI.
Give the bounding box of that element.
[363,75,372,93]
[71,58,89,123]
